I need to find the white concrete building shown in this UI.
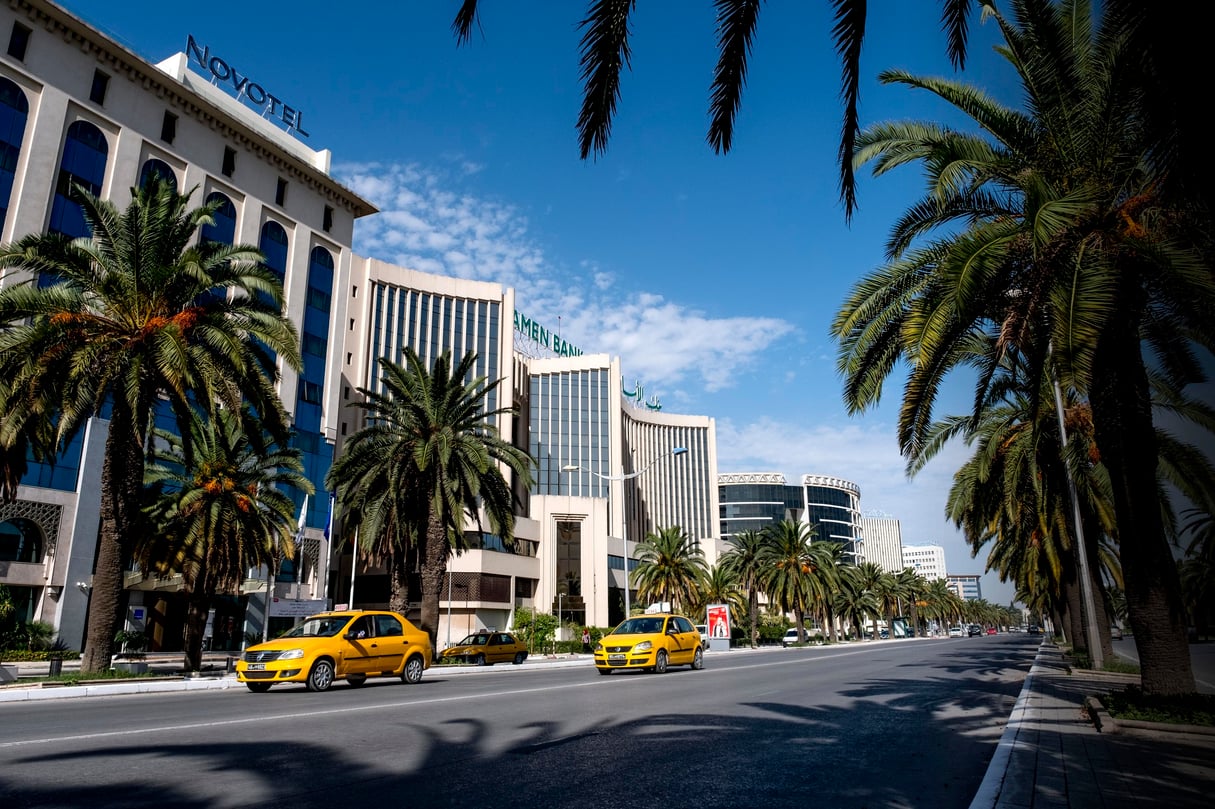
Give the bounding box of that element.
[858,515,904,573]
[902,543,948,581]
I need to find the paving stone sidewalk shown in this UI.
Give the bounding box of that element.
[972,643,1215,809]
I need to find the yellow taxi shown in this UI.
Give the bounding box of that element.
[440,630,529,665]
[236,610,432,692]
[593,613,704,675]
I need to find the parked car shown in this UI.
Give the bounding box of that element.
[594,613,704,674]
[1110,624,1123,640]
[948,625,965,638]
[441,631,529,665]
[696,624,710,647]
[782,627,823,646]
[986,627,998,635]
[236,610,431,693]
[967,624,983,637]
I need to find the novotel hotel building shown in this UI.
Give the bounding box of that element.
[0,0,719,652]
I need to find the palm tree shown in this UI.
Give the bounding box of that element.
[139,406,311,671]
[0,178,299,673]
[832,0,1212,694]
[834,565,881,640]
[897,569,928,638]
[691,564,747,630]
[719,529,767,647]
[327,349,532,654]
[759,520,831,641]
[632,525,708,614]
[853,562,888,640]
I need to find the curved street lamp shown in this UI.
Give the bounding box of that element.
[563,446,688,620]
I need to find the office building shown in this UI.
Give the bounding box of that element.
[902,544,948,581]
[946,574,983,601]
[718,472,862,559]
[858,515,904,573]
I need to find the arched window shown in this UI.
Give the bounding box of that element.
[138,158,177,193]
[48,120,108,238]
[0,518,43,564]
[0,76,29,234]
[200,192,236,245]
[259,220,288,282]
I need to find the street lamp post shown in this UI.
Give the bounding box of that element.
[557,591,565,651]
[563,446,688,623]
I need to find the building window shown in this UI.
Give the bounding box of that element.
[275,177,287,206]
[161,111,177,144]
[222,146,236,177]
[138,159,177,193]
[89,70,109,105]
[0,77,30,234]
[298,379,322,404]
[322,205,333,232]
[49,120,108,239]
[7,23,30,61]
[351,285,357,299]
[200,192,236,245]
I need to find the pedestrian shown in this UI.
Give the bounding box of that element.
[582,628,592,653]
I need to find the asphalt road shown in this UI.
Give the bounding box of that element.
[0,634,1039,809]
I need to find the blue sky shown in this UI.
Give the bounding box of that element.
[71,1,1025,605]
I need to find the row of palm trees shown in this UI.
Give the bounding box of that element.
[629,521,1022,646]
[0,178,529,672]
[831,0,1214,695]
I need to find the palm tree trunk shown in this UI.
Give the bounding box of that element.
[1091,308,1194,695]
[182,591,209,672]
[80,404,145,674]
[418,508,447,658]
[388,541,410,614]
[748,589,758,648]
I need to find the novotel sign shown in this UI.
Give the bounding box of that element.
[186,35,310,138]
[514,311,583,358]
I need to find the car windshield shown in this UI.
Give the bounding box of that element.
[456,634,489,646]
[281,616,351,638]
[613,617,665,635]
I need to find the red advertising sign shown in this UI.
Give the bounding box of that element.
[707,604,731,640]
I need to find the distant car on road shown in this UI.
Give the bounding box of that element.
[948,626,965,638]
[696,624,710,647]
[441,631,529,666]
[594,613,703,675]
[986,627,998,635]
[967,624,983,637]
[1110,624,1123,640]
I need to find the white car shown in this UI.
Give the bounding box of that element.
[696,624,710,647]
[948,626,965,638]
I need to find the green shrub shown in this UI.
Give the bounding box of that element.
[1101,685,1215,726]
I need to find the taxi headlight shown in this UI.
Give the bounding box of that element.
[593,642,603,652]
[278,648,305,660]
[633,641,652,653]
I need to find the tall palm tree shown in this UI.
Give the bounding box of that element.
[832,0,1212,694]
[139,406,310,671]
[834,565,881,640]
[0,178,299,673]
[719,529,767,647]
[758,520,829,641]
[632,525,708,614]
[328,349,532,653]
[897,568,928,638]
[853,561,888,640]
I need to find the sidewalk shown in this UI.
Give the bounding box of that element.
[971,642,1215,809]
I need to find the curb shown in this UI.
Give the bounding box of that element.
[967,643,1043,809]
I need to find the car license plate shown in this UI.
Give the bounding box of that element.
[246,663,265,671]
[608,653,625,661]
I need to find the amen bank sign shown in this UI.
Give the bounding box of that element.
[185,35,310,138]
[513,311,583,358]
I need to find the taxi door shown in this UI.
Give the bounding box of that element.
[367,613,407,673]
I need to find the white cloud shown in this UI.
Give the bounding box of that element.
[335,160,796,398]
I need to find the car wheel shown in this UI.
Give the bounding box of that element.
[245,682,272,693]
[513,652,526,665]
[597,667,612,676]
[691,647,704,670]
[653,650,669,674]
[474,653,487,666]
[306,659,335,692]
[400,654,425,684]
[346,674,367,687]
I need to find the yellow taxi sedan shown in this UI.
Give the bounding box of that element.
[236,610,432,692]
[594,613,704,675]
[440,631,529,665]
